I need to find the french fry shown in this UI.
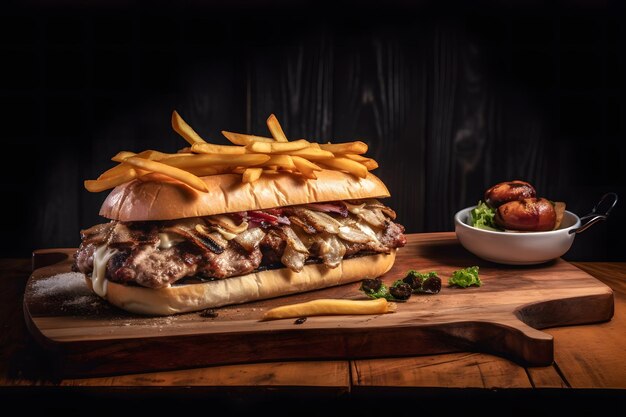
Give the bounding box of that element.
[343,153,369,162]
[124,156,209,192]
[185,166,221,176]
[86,112,381,192]
[361,159,379,170]
[242,167,263,183]
[261,298,396,321]
[164,153,271,169]
[278,146,335,161]
[111,150,171,163]
[292,156,322,179]
[319,141,368,155]
[111,151,137,162]
[171,110,208,145]
[266,114,289,142]
[259,154,296,170]
[98,163,131,180]
[246,139,310,154]
[85,168,139,192]
[319,157,368,178]
[344,154,379,170]
[162,152,194,159]
[222,131,275,146]
[191,142,247,155]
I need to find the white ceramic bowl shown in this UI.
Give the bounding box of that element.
[454,206,582,265]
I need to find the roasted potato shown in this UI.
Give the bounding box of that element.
[484,180,536,208]
[495,197,558,231]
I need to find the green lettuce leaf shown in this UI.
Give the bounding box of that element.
[470,201,500,231]
[449,266,482,288]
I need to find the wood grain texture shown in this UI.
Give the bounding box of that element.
[59,360,350,388]
[526,366,568,388]
[247,27,333,141]
[333,29,426,235]
[10,8,624,263]
[351,352,532,389]
[2,258,626,389]
[545,262,626,389]
[22,233,614,378]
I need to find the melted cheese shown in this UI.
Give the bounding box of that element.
[158,232,184,249]
[91,245,118,297]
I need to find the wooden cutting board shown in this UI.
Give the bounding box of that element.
[23,233,614,378]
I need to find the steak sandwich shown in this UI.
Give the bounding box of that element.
[73,170,406,315]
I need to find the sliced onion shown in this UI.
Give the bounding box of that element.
[336,215,359,226]
[205,214,249,234]
[344,201,366,215]
[304,202,348,217]
[281,226,309,254]
[355,222,387,252]
[167,217,200,231]
[356,208,386,228]
[363,199,397,220]
[109,222,159,246]
[281,244,306,272]
[293,208,341,234]
[289,216,317,234]
[338,225,372,244]
[355,222,379,240]
[198,223,237,241]
[379,206,397,220]
[317,234,345,269]
[163,225,225,254]
[291,224,315,249]
[233,227,266,252]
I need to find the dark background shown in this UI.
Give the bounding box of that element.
[2,0,625,261]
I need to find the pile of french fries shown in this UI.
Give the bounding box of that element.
[85,111,379,193]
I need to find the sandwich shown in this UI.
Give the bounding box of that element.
[72,112,406,315]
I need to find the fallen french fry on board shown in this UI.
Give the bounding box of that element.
[261,298,396,321]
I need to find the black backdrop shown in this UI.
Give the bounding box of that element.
[2,0,625,261]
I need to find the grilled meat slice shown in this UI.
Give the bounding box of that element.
[73,199,407,289]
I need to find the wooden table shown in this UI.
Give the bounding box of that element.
[2,233,625,414]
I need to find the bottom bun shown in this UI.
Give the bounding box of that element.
[85,250,397,316]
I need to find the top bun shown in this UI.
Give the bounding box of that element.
[100,170,390,221]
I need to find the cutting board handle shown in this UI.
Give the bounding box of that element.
[490,318,554,366]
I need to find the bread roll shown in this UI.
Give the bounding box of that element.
[85,250,397,315]
[100,170,390,221]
